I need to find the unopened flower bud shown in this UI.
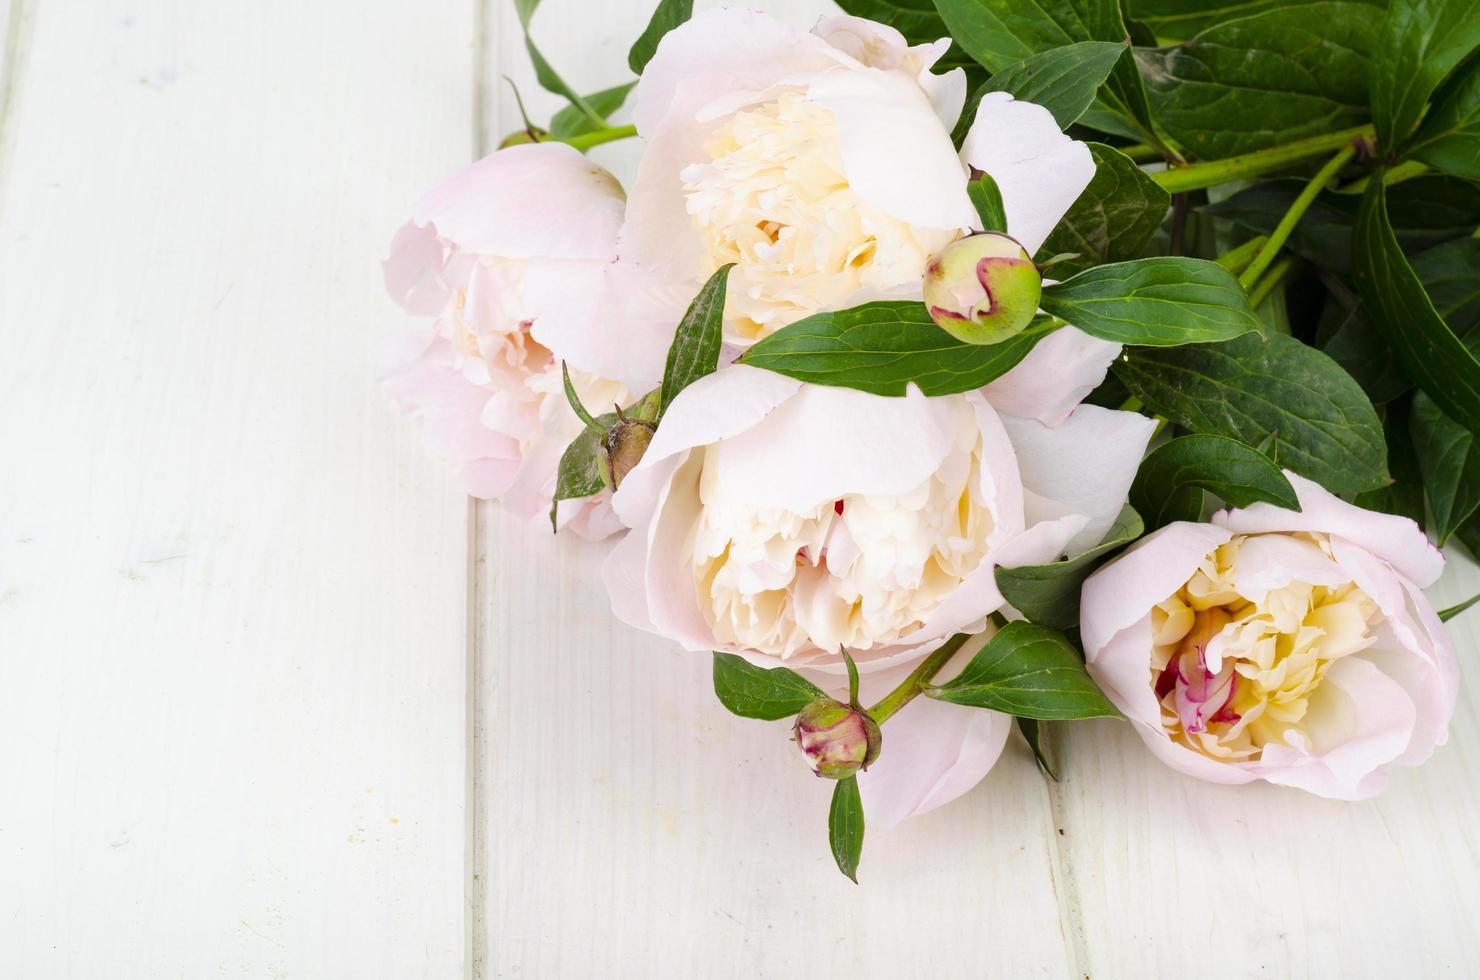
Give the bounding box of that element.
[597,413,656,492]
[922,232,1042,345]
[793,698,882,779]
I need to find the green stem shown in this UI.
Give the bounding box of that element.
[1238,144,1356,290]
[1117,142,1163,163]
[1150,125,1372,195]
[554,124,638,152]
[1214,235,1269,276]
[1248,256,1294,311]
[868,633,971,725]
[1333,159,1429,194]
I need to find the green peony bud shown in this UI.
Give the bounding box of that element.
[922,232,1042,345]
[596,410,656,492]
[793,698,882,780]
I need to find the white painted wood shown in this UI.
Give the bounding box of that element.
[0,2,474,976]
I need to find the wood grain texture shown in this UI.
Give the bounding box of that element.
[0,1,474,976]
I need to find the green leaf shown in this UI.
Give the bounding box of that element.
[1037,143,1170,278]
[659,265,731,418]
[712,652,825,721]
[1317,298,1412,405]
[1353,399,1426,525]
[1125,0,1291,40]
[561,362,604,432]
[1406,56,1480,178]
[1202,175,1480,276]
[1439,592,1480,622]
[1353,178,1480,437]
[514,0,606,128]
[994,506,1143,631]
[1411,392,1480,545]
[927,622,1120,720]
[967,169,1008,233]
[1016,718,1058,780]
[549,420,607,530]
[828,776,864,883]
[1130,433,1299,528]
[978,40,1127,129]
[740,302,1060,396]
[1370,0,1480,151]
[933,0,1157,142]
[549,82,635,138]
[1038,257,1261,346]
[1114,331,1390,494]
[628,0,693,75]
[1135,2,1379,160]
[1412,238,1480,339]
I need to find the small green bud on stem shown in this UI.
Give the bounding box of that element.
[922,232,1042,345]
[793,698,882,780]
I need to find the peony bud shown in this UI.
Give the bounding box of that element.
[922,232,1042,345]
[597,411,656,492]
[793,698,882,779]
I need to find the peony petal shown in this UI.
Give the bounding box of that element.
[383,220,451,316]
[979,326,1122,427]
[412,142,625,260]
[1081,521,1232,659]
[1256,656,1417,800]
[998,405,1156,556]
[810,15,965,131]
[1214,471,1445,587]
[960,92,1095,254]
[806,66,975,230]
[700,381,967,513]
[1229,533,1350,603]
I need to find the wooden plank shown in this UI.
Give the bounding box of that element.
[1054,553,1480,977]
[476,2,1072,973]
[0,1,475,975]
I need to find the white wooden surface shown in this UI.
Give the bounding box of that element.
[3,1,1479,978]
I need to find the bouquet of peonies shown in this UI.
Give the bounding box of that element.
[383,0,1480,879]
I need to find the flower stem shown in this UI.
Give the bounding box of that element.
[1117,142,1163,163]
[1248,256,1294,312]
[554,124,639,152]
[1150,125,1372,195]
[1237,143,1357,291]
[868,633,971,725]
[1214,235,1269,276]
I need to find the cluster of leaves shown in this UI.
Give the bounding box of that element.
[519,0,1480,881]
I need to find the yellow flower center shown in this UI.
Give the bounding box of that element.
[1150,533,1381,762]
[680,93,957,342]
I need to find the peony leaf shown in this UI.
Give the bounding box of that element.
[1410,392,1480,546]
[628,0,694,75]
[1016,718,1058,780]
[926,623,1119,720]
[1135,2,1379,160]
[549,421,607,531]
[1037,143,1169,279]
[514,0,608,128]
[1353,178,1480,437]
[1439,592,1480,623]
[1406,57,1480,179]
[1125,0,1290,40]
[1353,401,1427,526]
[711,652,825,721]
[549,81,636,138]
[1129,434,1299,529]
[659,264,732,419]
[995,506,1143,632]
[1038,257,1260,347]
[828,776,864,883]
[967,168,1008,233]
[740,302,1060,396]
[977,41,1126,130]
[1114,331,1389,495]
[1369,0,1480,152]
[934,0,1157,142]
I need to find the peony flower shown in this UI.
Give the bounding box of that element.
[1081,473,1458,798]
[617,8,1100,356]
[382,141,636,538]
[604,364,1155,824]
